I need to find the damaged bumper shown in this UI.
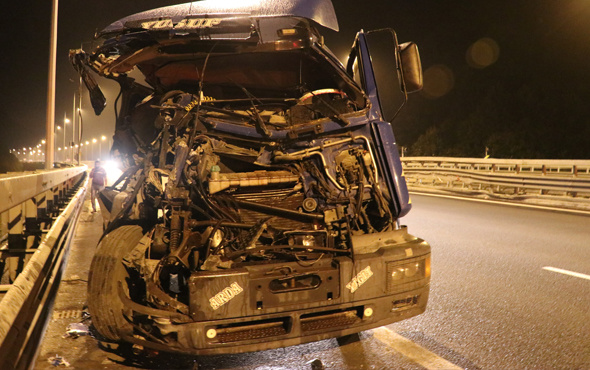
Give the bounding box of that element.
[120,229,430,355]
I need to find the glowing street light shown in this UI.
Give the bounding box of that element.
[63,113,72,162]
[100,135,107,160]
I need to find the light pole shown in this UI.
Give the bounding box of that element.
[63,115,70,162]
[72,95,76,163]
[45,0,58,169]
[77,107,82,163]
[41,140,46,162]
[101,135,106,160]
[92,138,97,160]
[55,125,62,161]
[85,141,89,161]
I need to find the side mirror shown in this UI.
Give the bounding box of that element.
[398,42,423,93]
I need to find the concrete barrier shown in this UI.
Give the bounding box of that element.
[0,168,88,369]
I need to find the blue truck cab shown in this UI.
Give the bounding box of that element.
[72,0,430,355]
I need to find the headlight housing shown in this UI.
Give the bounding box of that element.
[386,255,430,293]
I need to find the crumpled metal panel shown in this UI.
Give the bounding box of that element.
[100,0,339,36]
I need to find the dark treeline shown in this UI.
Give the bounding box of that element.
[384,2,590,160]
[394,57,590,160]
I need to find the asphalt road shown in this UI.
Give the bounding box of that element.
[34,194,590,369]
[392,194,590,369]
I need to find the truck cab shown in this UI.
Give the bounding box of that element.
[73,0,430,355]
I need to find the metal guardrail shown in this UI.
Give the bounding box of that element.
[401,157,590,212]
[0,166,88,369]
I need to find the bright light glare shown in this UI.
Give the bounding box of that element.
[103,160,123,186]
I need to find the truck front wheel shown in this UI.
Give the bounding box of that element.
[88,225,144,342]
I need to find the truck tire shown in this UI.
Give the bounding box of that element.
[88,225,144,342]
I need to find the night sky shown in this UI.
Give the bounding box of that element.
[1,1,590,158]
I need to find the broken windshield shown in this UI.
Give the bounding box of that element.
[148,52,337,96]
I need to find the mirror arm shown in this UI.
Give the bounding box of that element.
[366,28,408,121]
[69,49,107,115]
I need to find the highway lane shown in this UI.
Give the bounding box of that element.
[390,194,590,369]
[35,194,590,369]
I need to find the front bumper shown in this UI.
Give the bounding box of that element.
[122,231,430,355]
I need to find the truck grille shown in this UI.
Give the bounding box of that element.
[300,309,362,333]
[208,319,290,344]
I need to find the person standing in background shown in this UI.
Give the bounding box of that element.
[89,160,107,212]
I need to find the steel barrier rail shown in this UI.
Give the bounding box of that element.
[401,157,590,211]
[0,167,87,369]
[402,157,590,176]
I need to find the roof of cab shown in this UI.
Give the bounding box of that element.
[99,0,339,36]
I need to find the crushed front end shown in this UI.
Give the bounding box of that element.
[75,0,430,355]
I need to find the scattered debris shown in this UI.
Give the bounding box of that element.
[48,355,70,367]
[81,308,91,322]
[63,322,90,338]
[131,343,160,358]
[307,358,324,370]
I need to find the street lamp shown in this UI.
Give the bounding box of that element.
[63,115,70,162]
[100,135,106,160]
[92,138,97,160]
[56,125,62,161]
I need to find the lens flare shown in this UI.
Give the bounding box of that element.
[467,37,500,69]
[422,64,455,99]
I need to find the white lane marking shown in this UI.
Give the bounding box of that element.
[543,266,590,281]
[372,327,462,370]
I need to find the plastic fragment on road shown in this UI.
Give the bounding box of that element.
[306,358,324,370]
[48,354,71,367]
[63,322,90,338]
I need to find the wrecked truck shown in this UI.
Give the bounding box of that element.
[71,0,430,355]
